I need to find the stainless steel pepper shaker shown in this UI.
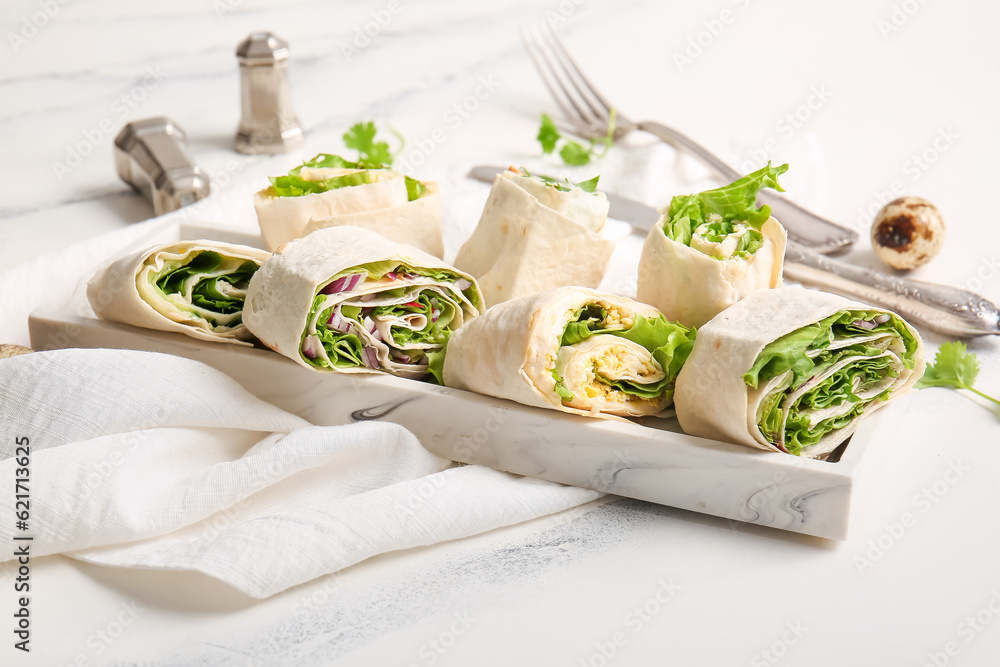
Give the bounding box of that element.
[114,117,211,216]
[234,31,304,154]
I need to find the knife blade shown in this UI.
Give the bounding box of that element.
[467,165,1000,337]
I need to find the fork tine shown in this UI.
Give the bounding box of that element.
[538,23,617,128]
[521,25,604,135]
[520,26,579,127]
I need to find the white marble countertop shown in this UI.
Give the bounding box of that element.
[3,0,1000,665]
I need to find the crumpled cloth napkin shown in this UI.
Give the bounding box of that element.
[0,348,598,598]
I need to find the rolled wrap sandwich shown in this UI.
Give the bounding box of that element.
[638,163,789,328]
[254,154,443,257]
[674,287,925,459]
[244,225,482,380]
[443,287,696,418]
[454,167,615,307]
[87,240,271,346]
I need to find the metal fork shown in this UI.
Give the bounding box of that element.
[521,23,860,255]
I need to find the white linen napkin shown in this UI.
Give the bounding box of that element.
[0,348,598,598]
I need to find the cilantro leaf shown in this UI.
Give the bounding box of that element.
[575,175,600,193]
[538,114,561,154]
[917,341,1000,407]
[343,121,393,166]
[559,141,592,166]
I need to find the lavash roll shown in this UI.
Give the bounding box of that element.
[453,169,615,308]
[674,287,925,459]
[243,225,481,379]
[637,213,786,329]
[442,286,695,419]
[87,240,270,346]
[254,165,443,257]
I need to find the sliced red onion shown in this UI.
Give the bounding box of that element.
[302,336,319,359]
[852,319,876,330]
[321,272,364,294]
[360,293,375,302]
[362,347,379,369]
[431,308,440,322]
[455,278,472,291]
[391,350,411,364]
[385,272,398,281]
[874,314,891,324]
[327,310,351,334]
[363,316,376,333]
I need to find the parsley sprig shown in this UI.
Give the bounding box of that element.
[342,121,403,167]
[917,341,1000,407]
[537,109,616,166]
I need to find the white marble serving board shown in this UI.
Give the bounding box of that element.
[28,221,889,540]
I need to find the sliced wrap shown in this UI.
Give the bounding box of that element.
[454,167,615,308]
[674,287,925,458]
[254,154,443,257]
[87,240,271,346]
[638,163,788,328]
[443,287,696,419]
[243,225,482,380]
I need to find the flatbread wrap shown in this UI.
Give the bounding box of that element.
[244,225,482,380]
[442,286,696,419]
[638,163,788,328]
[454,167,615,307]
[674,287,925,458]
[87,240,270,346]
[254,153,443,257]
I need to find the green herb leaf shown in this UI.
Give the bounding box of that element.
[559,141,592,166]
[575,175,600,193]
[537,114,561,154]
[917,341,1000,406]
[343,121,393,167]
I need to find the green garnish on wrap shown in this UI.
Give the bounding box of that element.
[663,162,788,261]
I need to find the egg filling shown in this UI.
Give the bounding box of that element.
[549,302,696,417]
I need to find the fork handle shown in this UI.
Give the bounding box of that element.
[636,121,860,255]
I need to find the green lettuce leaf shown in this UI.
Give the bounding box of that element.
[745,309,918,454]
[154,251,259,326]
[663,162,788,259]
[552,306,696,401]
[269,154,428,202]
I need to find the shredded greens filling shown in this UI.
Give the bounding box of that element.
[663,162,788,260]
[743,310,919,455]
[550,304,696,404]
[151,251,259,330]
[301,260,480,382]
[268,153,428,201]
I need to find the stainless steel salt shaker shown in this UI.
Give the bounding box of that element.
[234,32,304,154]
[114,117,210,216]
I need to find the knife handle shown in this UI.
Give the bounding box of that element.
[784,243,1000,337]
[636,120,859,255]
